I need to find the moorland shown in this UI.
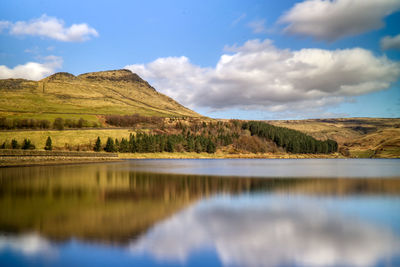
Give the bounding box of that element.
[0,69,399,166]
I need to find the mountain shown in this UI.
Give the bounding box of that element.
[0,69,200,120]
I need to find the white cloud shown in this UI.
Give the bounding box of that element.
[125,39,400,114]
[129,197,400,267]
[231,13,246,26]
[381,34,400,50]
[248,19,269,34]
[0,21,10,32]
[0,15,98,42]
[0,55,62,80]
[279,0,400,41]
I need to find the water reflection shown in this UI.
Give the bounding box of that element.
[0,161,399,266]
[0,233,55,257]
[127,159,400,178]
[130,196,400,267]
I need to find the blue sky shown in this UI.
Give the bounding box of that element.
[0,0,399,119]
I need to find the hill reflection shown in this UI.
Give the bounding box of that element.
[0,163,399,245]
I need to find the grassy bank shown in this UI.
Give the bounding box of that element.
[0,149,345,167]
[0,149,119,167]
[118,152,344,159]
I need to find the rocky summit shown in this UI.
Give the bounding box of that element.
[78,69,145,83]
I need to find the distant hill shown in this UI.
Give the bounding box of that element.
[0,69,201,121]
[267,118,400,158]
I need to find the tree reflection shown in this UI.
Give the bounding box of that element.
[0,163,399,244]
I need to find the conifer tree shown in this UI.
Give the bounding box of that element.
[206,141,216,153]
[94,136,102,152]
[129,134,137,152]
[115,138,120,151]
[11,139,19,149]
[166,138,174,152]
[44,136,52,151]
[119,138,129,153]
[195,140,202,153]
[105,137,115,152]
[22,139,35,150]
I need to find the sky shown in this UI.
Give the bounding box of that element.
[0,0,400,120]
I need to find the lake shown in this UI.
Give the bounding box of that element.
[0,159,399,267]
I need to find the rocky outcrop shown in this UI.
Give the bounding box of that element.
[78,69,145,83]
[45,72,76,82]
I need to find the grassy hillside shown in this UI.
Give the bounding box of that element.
[267,118,400,158]
[0,128,133,150]
[0,69,201,123]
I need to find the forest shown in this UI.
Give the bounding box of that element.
[100,117,338,154]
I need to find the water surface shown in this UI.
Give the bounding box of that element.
[0,159,399,267]
[127,159,400,177]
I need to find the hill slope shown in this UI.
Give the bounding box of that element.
[0,69,200,120]
[267,118,400,158]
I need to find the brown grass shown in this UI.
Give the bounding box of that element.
[0,69,201,122]
[0,129,134,149]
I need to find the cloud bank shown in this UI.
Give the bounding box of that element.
[125,39,400,113]
[129,198,400,267]
[0,55,62,80]
[279,0,400,41]
[0,15,98,42]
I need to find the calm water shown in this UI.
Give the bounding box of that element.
[0,159,399,267]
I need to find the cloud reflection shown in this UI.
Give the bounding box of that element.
[129,197,400,267]
[0,233,56,257]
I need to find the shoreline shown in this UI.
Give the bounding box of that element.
[1,150,398,168]
[118,152,346,159]
[0,149,120,167]
[0,158,122,168]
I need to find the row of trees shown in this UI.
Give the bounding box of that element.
[0,139,36,150]
[0,118,51,129]
[94,132,217,153]
[0,137,53,150]
[105,114,163,127]
[0,117,98,130]
[242,121,338,154]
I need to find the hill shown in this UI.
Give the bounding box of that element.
[0,69,201,123]
[267,118,400,158]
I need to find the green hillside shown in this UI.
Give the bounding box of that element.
[0,69,201,122]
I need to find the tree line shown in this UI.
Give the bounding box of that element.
[105,114,163,127]
[242,121,338,154]
[1,138,36,150]
[94,132,217,153]
[0,117,99,130]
